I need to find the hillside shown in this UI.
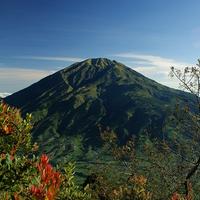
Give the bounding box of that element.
[4,58,194,162]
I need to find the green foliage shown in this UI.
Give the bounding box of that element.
[0,154,37,199]
[0,102,90,200]
[85,146,97,160]
[0,102,33,155]
[89,125,198,199]
[83,128,152,200]
[84,173,152,200]
[58,162,90,200]
[0,102,37,199]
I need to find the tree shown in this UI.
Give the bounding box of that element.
[84,127,153,200]
[0,101,90,200]
[169,60,200,198]
[104,60,200,199]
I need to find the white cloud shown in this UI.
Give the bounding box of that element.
[0,67,53,93]
[0,93,11,98]
[0,55,84,93]
[0,67,52,80]
[16,56,84,62]
[113,53,194,89]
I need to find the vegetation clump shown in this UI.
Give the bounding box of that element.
[0,101,90,200]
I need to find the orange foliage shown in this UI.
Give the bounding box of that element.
[30,154,61,200]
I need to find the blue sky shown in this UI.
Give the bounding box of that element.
[1,0,200,96]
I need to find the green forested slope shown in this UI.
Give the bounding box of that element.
[4,58,194,162]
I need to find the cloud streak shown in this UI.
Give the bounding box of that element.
[114,53,193,89]
[0,55,83,94]
[16,56,84,62]
[0,67,52,80]
[0,93,11,98]
[0,67,53,94]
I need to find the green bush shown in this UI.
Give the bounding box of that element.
[0,102,90,200]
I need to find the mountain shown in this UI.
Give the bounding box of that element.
[4,58,194,162]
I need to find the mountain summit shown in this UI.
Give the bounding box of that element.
[4,58,193,161]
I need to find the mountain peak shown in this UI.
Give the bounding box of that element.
[60,57,124,89]
[82,58,115,66]
[68,57,121,71]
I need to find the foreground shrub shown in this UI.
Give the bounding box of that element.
[0,102,90,200]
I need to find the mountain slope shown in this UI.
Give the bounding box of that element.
[4,58,194,162]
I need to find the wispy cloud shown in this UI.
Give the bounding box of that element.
[0,67,53,93]
[15,56,84,62]
[113,53,193,89]
[0,93,11,98]
[0,67,52,80]
[0,55,83,93]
